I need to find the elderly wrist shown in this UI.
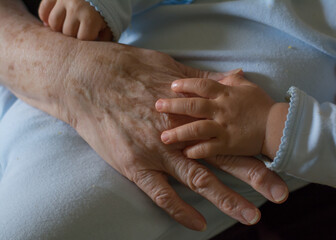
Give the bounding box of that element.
[261,102,289,159]
[0,12,81,123]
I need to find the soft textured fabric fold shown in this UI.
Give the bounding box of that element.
[267,87,336,186]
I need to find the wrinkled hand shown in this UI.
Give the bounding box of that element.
[57,42,288,231]
[155,73,275,159]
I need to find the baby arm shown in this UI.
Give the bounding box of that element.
[155,71,288,160]
[38,0,112,41]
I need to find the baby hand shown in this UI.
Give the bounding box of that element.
[155,72,275,159]
[39,0,112,41]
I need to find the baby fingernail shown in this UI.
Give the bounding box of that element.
[161,132,170,143]
[224,68,243,76]
[271,185,288,203]
[171,82,179,89]
[155,100,163,111]
[242,208,260,225]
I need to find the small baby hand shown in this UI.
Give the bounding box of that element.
[155,73,275,159]
[39,0,112,41]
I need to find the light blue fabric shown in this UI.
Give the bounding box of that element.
[85,0,194,41]
[161,0,194,5]
[267,87,336,186]
[2,0,336,239]
[0,88,306,240]
[0,90,307,239]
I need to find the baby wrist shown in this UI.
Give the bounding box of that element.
[261,102,289,160]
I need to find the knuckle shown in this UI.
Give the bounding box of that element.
[189,123,201,137]
[219,196,239,213]
[132,171,183,218]
[195,79,208,91]
[131,168,156,187]
[248,165,269,189]
[185,99,197,113]
[187,166,212,190]
[170,207,185,222]
[151,186,184,221]
[131,169,149,185]
[153,188,174,210]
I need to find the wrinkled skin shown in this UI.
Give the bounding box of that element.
[0,0,288,230]
[52,42,289,230]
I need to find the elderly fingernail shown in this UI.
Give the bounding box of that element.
[241,208,260,225]
[161,132,170,143]
[192,219,207,231]
[271,185,288,203]
[155,100,163,111]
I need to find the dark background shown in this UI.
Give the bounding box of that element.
[22,0,40,17]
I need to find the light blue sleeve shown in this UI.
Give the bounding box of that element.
[84,0,194,41]
[85,0,162,41]
[266,87,336,186]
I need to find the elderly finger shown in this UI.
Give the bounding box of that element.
[161,120,220,144]
[164,157,261,225]
[171,78,224,99]
[133,170,207,231]
[206,155,289,203]
[156,98,215,119]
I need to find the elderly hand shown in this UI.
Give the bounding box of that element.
[56,42,288,230]
[0,2,288,229]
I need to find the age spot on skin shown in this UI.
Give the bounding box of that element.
[21,23,31,33]
[96,55,111,66]
[8,63,15,71]
[96,116,103,123]
[14,38,24,45]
